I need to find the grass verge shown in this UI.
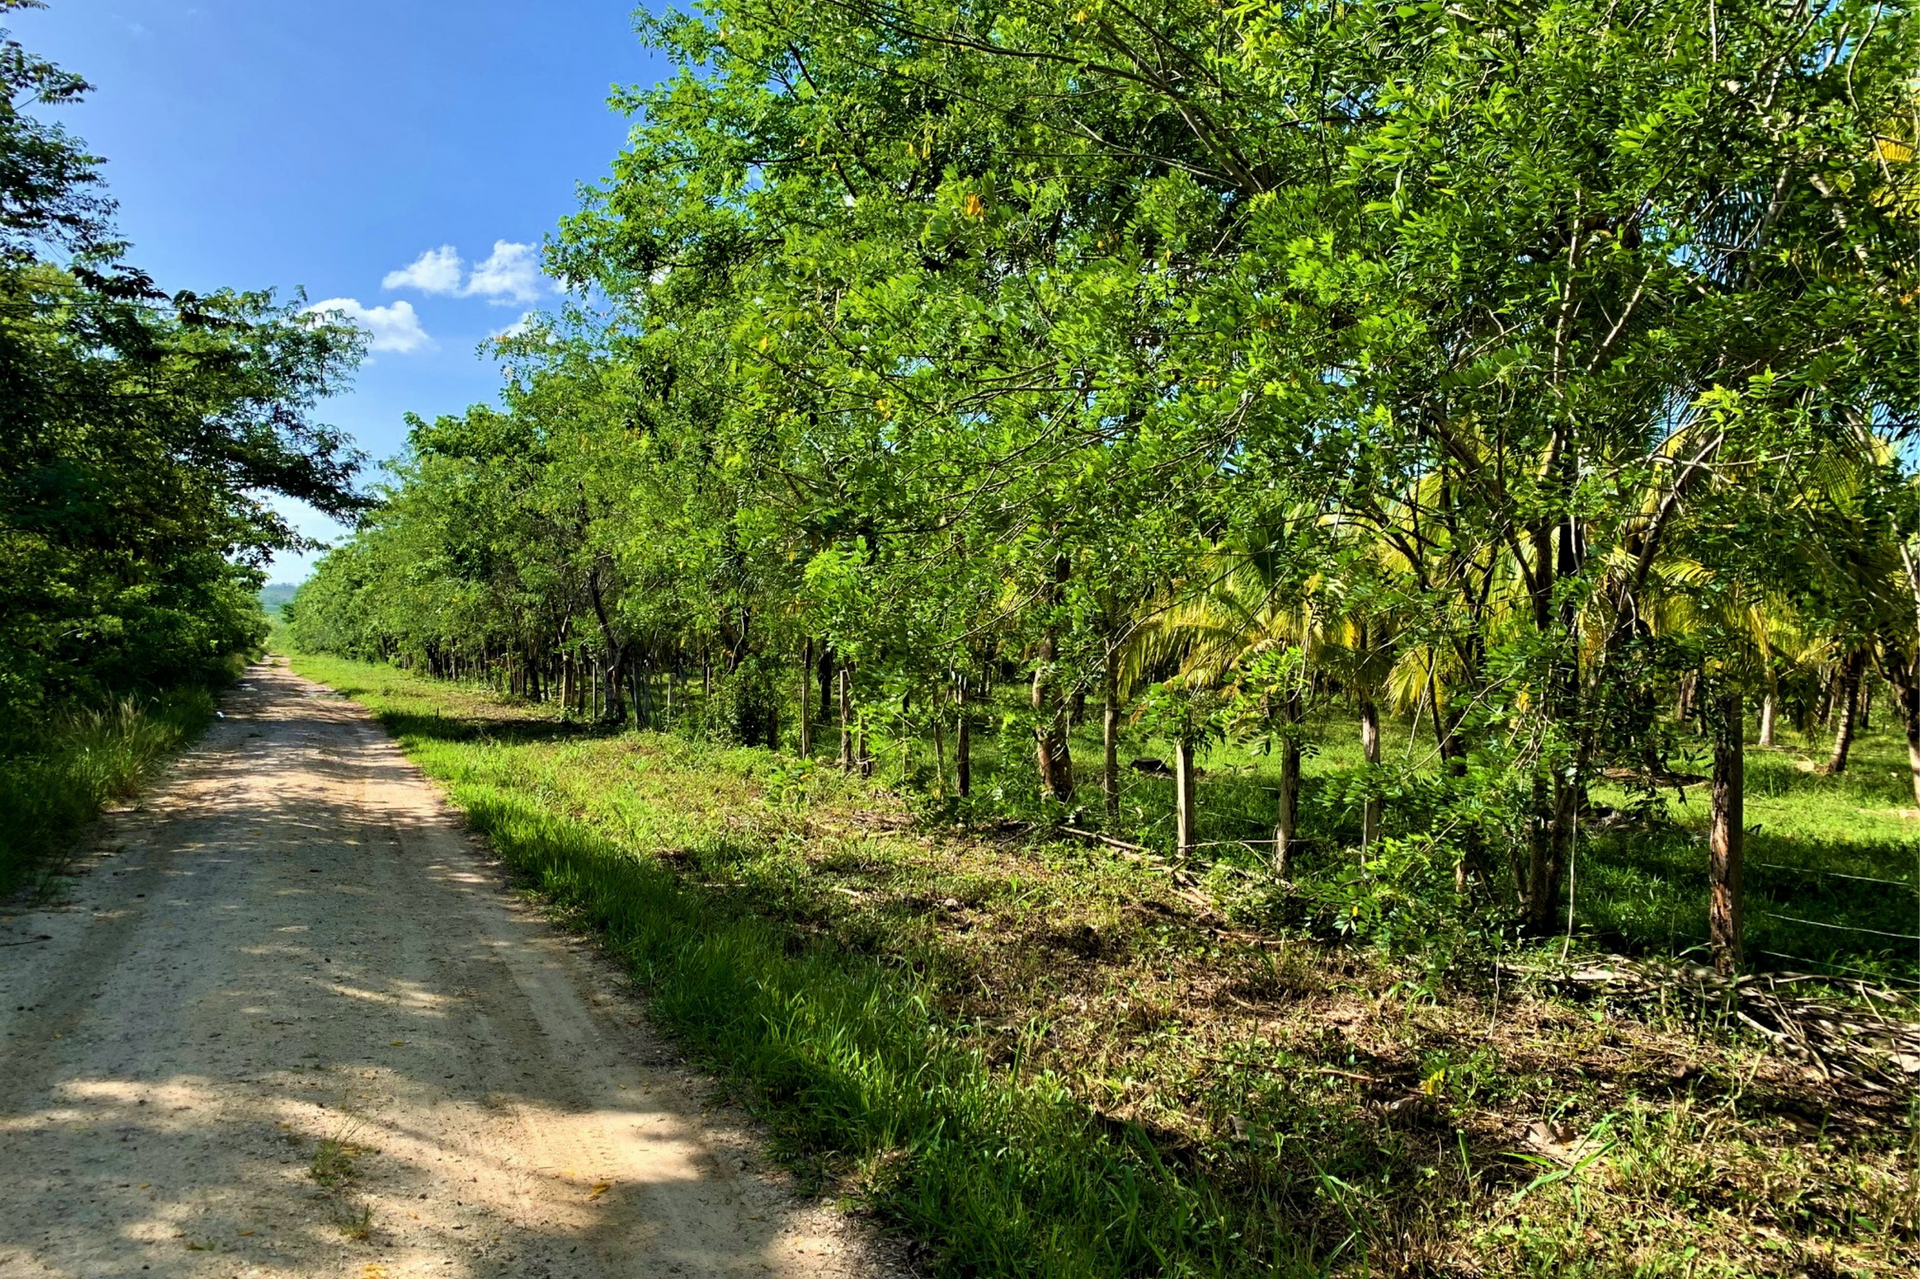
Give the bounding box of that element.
[290,649,1920,1278]
[0,685,219,898]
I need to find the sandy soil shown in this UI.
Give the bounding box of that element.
[0,659,885,1279]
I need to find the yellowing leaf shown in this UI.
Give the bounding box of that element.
[587,1181,612,1201]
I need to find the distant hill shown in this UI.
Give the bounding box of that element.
[258,582,299,617]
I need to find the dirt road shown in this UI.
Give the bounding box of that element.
[0,659,878,1279]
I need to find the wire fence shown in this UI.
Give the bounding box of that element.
[1751,949,1920,988]
[1750,860,1919,893]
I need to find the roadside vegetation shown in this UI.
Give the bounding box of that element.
[291,649,1919,1278]
[0,684,221,897]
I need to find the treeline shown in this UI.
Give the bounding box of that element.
[0,2,365,882]
[0,2,364,731]
[293,0,1918,973]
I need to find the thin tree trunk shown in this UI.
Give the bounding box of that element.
[1709,688,1746,976]
[1880,649,1920,811]
[1031,554,1074,802]
[1174,736,1196,857]
[1826,649,1865,774]
[1358,683,1381,851]
[1102,640,1120,821]
[818,645,835,735]
[932,714,947,798]
[838,666,853,770]
[1274,683,1302,877]
[900,693,912,781]
[1525,772,1551,930]
[955,673,971,798]
[799,639,813,757]
[1759,683,1777,748]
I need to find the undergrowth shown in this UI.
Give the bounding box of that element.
[290,649,1920,1278]
[0,685,220,898]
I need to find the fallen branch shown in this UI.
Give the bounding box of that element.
[1503,954,1920,1093]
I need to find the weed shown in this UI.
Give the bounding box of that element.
[333,1201,373,1240]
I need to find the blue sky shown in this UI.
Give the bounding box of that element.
[17,1,667,579]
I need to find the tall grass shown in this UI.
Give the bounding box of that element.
[0,689,217,897]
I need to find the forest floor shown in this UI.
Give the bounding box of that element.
[272,651,1918,1279]
[0,658,884,1279]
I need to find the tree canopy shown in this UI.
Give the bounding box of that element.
[0,0,366,734]
[295,0,1918,973]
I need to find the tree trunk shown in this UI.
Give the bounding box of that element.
[1174,736,1196,856]
[838,665,853,770]
[1032,658,1073,800]
[1880,650,1920,811]
[1031,554,1074,802]
[955,673,972,798]
[1826,649,1865,774]
[1759,684,1777,748]
[900,693,912,781]
[1273,683,1302,877]
[799,638,813,757]
[1102,641,1120,821]
[1708,688,1746,976]
[818,645,835,735]
[1358,683,1381,850]
[1524,772,1552,931]
[932,714,947,798]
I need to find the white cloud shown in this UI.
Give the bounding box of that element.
[303,298,431,354]
[464,240,543,304]
[490,311,536,339]
[381,245,464,295]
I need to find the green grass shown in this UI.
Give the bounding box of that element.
[0,685,220,898]
[290,648,1919,1278]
